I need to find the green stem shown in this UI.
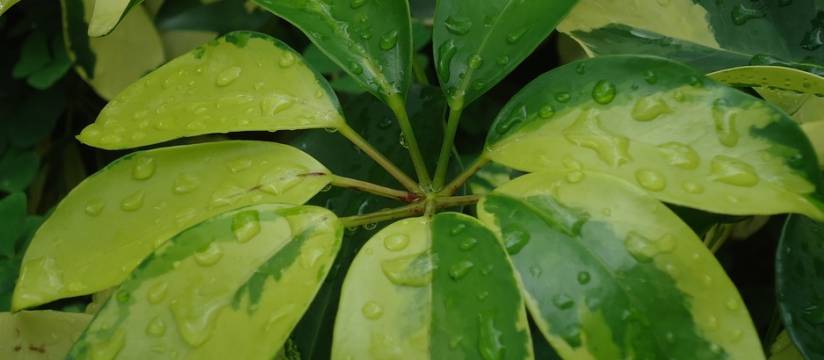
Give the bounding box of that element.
[432,106,463,190]
[436,194,481,209]
[338,123,420,193]
[331,175,418,202]
[387,95,431,188]
[411,55,430,86]
[439,153,490,196]
[340,203,425,228]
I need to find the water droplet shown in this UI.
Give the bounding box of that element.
[437,40,458,80]
[379,30,399,51]
[635,169,666,192]
[350,0,367,9]
[174,173,200,194]
[563,109,632,167]
[496,56,510,65]
[712,99,740,147]
[147,282,168,304]
[478,313,504,360]
[210,185,245,207]
[279,52,296,67]
[468,55,483,69]
[85,200,105,216]
[477,291,490,300]
[706,315,719,330]
[506,28,527,44]
[146,317,167,337]
[577,271,591,284]
[529,265,543,278]
[132,157,156,180]
[710,155,759,187]
[449,336,463,349]
[731,3,766,25]
[231,210,261,244]
[631,97,671,121]
[348,61,364,75]
[445,16,472,35]
[657,142,699,169]
[554,92,571,103]
[194,243,223,267]
[170,298,224,347]
[383,234,410,251]
[565,171,584,183]
[381,252,434,287]
[449,260,475,280]
[215,66,242,86]
[553,294,575,309]
[575,63,586,74]
[259,166,306,195]
[450,223,467,235]
[89,329,125,360]
[260,97,293,118]
[538,104,555,118]
[116,290,130,303]
[227,158,253,173]
[361,301,383,319]
[504,228,530,255]
[725,298,740,311]
[120,190,145,211]
[682,182,704,194]
[591,80,617,104]
[643,70,658,84]
[459,237,478,251]
[625,231,674,262]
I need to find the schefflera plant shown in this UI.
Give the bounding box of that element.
[9,0,824,359]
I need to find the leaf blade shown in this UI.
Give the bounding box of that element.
[13,141,331,310]
[477,171,764,359]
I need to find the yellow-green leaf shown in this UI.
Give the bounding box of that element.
[68,204,342,359]
[485,55,824,220]
[87,0,141,37]
[76,31,344,150]
[62,0,165,100]
[13,141,331,310]
[478,171,764,359]
[0,311,91,359]
[332,214,533,359]
[0,0,21,16]
[803,121,824,168]
[769,331,804,360]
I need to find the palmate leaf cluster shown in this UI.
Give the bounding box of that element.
[0,0,823,359]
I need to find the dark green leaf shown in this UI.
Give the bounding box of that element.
[26,34,71,89]
[0,192,26,258]
[0,147,39,193]
[776,214,824,359]
[155,0,270,33]
[9,84,64,148]
[12,29,50,79]
[302,43,341,75]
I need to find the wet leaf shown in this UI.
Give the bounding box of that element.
[332,214,532,359]
[485,55,824,220]
[776,215,824,359]
[0,311,91,359]
[433,0,578,109]
[68,204,342,359]
[478,171,763,359]
[77,31,344,150]
[253,0,412,104]
[13,141,331,310]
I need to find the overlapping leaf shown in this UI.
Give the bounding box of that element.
[485,55,824,219]
[253,0,412,105]
[776,215,824,359]
[77,31,343,150]
[478,171,763,359]
[68,204,342,359]
[14,141,331,310]
[332,214,532,359]
[559,0,824,73]
[0,311,91,359]
[87,0,141,37]
[432,0,578,109]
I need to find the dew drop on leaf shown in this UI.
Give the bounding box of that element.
[132,157,156,180]
[173,173,200,194]
[449,260,474,280]
[437,40,458,80]
[552,293,575,309]
[383,234,410,251]
[504,228,530,254]
[635,169,667,192]
[445,15,473,35]
[85,200,105,216]
[450,223,467,235]
[710,155,760,187]
[380,252,434,287]
[477,313,505,360]
[279,52,296,68]
[147,282,168,304]
[577,271,591,285]
[89,329,126,360]
[459,237,478,251]
[631,96,671,121]
[350,0,367,9]
[194,243,224,267]
[120,190,145,211]
[215,66,242,87]
[657,142,700,169]
[379,30,399,51]
[146,317,167,337]
[361,301,384,320]
[232,210,261,243]
[591,80,617,105]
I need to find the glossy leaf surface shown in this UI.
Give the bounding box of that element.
[77,31,342,150]
[87,0,140,36]
[68,204,342,359]
[432,0,578,108]
[776,215,824,359]
[559,0,824,73]
[0,311,91,359]
[485,55,824,220]
[478,171,763,359]
[253,0,412,104]
[332,214,532,359]
[62,0,164,100]
[709,66,824,124]
[14,141,331,310]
